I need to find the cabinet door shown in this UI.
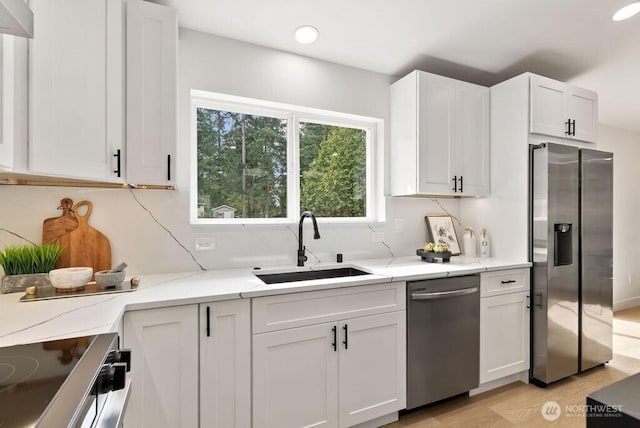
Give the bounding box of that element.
[126,0,177,186]
[123,305,199,428]
[253,323,339,428]
[200,299,251,428]
[455,81,490,196]
[480,292,530,384]
[530,75,568,139]
[568,87,598,143]
[417,72,456,195]
[0,35,12,169]
[29,0,123,182]
[338,311,406,428]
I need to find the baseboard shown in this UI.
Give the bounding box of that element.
[350,412,398,428]
[469,371,529,397]
[614,297,640,312]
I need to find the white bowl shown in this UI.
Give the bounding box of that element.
[49,267,93,290]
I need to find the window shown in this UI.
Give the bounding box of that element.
[191,91,381,223]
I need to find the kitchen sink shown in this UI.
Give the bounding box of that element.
[255,267,371,284]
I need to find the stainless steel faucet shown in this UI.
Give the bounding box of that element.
[297,211,320,266]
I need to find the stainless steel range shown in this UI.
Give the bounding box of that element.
[0,333,131,427]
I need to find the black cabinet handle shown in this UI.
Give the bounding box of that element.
[206,306,211,337]
[526,295,531,309]
[451,176,458,192]
[459,176,463,193]
[342,324,348,350]
[571,119,576,136]
[331,326,337,352]
[167,154,172,181]
[565,119,571,136]
[501,279,516,284]
[113,149,121,177]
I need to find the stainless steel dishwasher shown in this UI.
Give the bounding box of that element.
[406,274,480,410]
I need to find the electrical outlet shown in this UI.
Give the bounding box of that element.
[629,274,633,286]
[195,237,216,251]
[371,231,385,242]
[395,218,404,234]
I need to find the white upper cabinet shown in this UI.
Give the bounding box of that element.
[29,0,124,182]
[391,70,490,197]
[454,81,491,196]
[0,35,15,170]
[530,74,598,143]
[126,0,177,186]
[0,34,29,173]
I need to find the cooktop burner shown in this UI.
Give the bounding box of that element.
[0,336,94,427]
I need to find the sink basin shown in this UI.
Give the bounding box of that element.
[255,267,371,284]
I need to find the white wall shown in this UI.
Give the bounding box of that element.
[0,30,461,276]
[597,124,640,310]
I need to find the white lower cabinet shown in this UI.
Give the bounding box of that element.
[337,312,406,428]
[479,269,530,386]
[252,283,406,428]
[123,299,250,428]
[200,299,251,428]
[123,305,199,428]
[253,322,339,428]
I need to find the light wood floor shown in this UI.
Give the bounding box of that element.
[386,306,640,427]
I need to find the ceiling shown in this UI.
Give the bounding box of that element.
[151,0,640,133]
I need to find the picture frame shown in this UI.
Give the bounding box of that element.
[424,214,461,255]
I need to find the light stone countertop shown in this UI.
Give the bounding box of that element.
[0,256,531,347]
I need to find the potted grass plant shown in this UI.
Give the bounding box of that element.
[0,244,62,293]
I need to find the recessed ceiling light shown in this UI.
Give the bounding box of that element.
[294,25,319,44]
[612,2,640,21]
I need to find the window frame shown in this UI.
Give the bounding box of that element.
[190,90,382,225]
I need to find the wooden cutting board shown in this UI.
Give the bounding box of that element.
[67,200,112,279]
[42,198,79,268]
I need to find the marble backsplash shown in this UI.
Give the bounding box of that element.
[0,185,461,276]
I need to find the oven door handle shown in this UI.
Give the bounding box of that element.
[93,379,131,428]
[410,287,479,300]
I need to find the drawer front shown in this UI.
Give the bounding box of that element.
[480,269,529,297]
[252,282,406,334]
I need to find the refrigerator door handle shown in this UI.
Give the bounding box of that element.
[534,292,544,308]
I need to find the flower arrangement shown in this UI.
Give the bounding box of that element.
[423,242,449,253]
[417,241,452,263]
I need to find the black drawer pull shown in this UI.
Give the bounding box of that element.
[331,326,337,352]
[343,324,348,350]
[501,279,516,284]
[113,149,121,177]
[206,306,211,337]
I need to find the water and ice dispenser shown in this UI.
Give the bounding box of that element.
[554,223,573,266]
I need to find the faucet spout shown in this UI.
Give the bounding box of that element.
[297,211,321,266]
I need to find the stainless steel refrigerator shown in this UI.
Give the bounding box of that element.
[530,142,613,385]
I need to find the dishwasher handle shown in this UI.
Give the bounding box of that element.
[410,286,479,300]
